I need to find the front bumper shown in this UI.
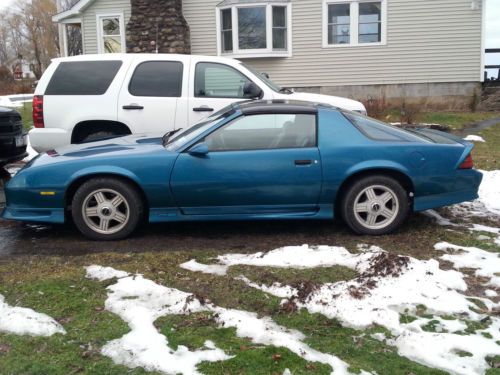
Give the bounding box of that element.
[1,207,65,223]
[29,128,70,153]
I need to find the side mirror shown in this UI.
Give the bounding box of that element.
[243,82,263,99]
[188,142,209,157]
[262,72,270,79]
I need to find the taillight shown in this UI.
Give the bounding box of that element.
[33,95,44,128]
[459,154,474,169]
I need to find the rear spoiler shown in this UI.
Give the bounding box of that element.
[414,128,474,169]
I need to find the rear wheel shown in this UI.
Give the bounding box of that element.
[341,175,409,235]
[71,178,143,240]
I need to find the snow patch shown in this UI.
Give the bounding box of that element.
[0,94,33,108]
[86,265,129,281]
[463,135,485,142]
[422,210,458,227]
[435,242,500,288]
[87,266,363,375]
[0,294,66,337]
[485,289,498,298]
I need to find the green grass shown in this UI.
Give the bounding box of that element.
[7,102,33,131]
[470,123,500,171]
[381,110,500,130]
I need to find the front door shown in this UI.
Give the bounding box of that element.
[117,60,184,134]
[170,113,322,215]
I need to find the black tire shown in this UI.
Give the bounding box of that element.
[341,175,409,235]
[71,177,144,240]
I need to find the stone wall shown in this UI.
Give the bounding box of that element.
[126,0,190,54]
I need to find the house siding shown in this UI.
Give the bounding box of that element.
[81,0,131,54]
[183,0,483,88]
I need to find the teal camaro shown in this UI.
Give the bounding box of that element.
[2,100,482,240]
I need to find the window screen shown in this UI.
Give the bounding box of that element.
[45,61,122,95]
[129,61,183,97]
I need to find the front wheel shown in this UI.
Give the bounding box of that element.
[341,176,410,235]
[71,178,143,240]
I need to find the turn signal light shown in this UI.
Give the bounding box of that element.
[459,154,474,169]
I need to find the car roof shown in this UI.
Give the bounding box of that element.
[235,100,336,115]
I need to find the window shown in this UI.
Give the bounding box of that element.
[97,14,125,53]
[129,62,183,97]
[204,114,316,151]
[45,61,122,95]
[217,2,292,57]
[195,62,251,98]
[323,0,386,47]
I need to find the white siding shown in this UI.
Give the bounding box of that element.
[183,0,483,87]
[82,0,131,54]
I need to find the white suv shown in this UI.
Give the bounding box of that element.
[30,54,366,152]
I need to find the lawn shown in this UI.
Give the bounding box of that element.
[0,109,499,375]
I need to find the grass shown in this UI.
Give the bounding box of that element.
[381,109,500,131]
[470,123,500,170]
[10,102,33,132]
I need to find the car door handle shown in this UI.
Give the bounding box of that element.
[122,104,144,110]
[295,160,312,166]
[193,106,214,112]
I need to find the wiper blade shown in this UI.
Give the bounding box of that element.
[162,128,183,146]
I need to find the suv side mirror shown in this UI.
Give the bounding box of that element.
[188,142,209,157]
[243,82,263,99]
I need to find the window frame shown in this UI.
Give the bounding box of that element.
[128,61,184,98]
[96,13,126,54]
[215,2,293,58]
[322,0,386,48]
[200,113,319,152]
[194,61,254,99]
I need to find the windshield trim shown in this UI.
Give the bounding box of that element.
[240,63,285,94]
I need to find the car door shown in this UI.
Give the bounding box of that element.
[117,57,188,135]
[187,61,265,126]
[170,113,322,215]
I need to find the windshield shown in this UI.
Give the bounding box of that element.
[165,104,236,150]
[241,63,287,93]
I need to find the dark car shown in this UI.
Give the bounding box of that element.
[0,106,27,167]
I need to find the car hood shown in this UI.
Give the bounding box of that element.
[286,92,367,113]
[29,134,168,167]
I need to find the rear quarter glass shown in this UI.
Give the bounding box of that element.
[45,60,123,96]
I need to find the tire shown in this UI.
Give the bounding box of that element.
[71,177,144,240]
[341,175,409,235]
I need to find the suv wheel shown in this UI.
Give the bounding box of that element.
[341,175,409,235]
[71,178,143,240]
[81,131,116,143]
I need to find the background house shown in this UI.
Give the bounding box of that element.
[53,0,486,110]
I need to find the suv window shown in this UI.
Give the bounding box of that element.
[205,114,316,151]
[195,62,251,98]
[45,61,122,95]
[129,61,183,97]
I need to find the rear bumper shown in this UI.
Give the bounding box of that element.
[413,169,483,211]
[29,128,70,153]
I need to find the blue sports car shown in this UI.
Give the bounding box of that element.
[2,100,482,240]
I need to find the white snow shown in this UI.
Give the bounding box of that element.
[485,289,498,298]
[463,135,485,142]
[180,244,377,276]
[0,94,33,108]
[86,265,363,375]
[184,244,500,375]
[435,242,500,288]
[85,265,129,281]
[422,209,458,227]
[0,294,66,337]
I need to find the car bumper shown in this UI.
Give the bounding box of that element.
[413,169,483,211]
[1,207,65,223]
[29,128,70,153]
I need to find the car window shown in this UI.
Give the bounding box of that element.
[344,112,426,142]
[204,114,316,151]
[195,62,251,98]
[45,61,122,95]
[129,61,183,97]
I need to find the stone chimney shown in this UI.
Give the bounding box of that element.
[126,0,190,54]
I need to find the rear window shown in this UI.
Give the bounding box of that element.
[343,112,429,142]
[45,61,122,95]
[129,61,183,97]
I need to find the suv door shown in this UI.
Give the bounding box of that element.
[188,61,263,125]
[118,58,188,134]
[170,113,321,215]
